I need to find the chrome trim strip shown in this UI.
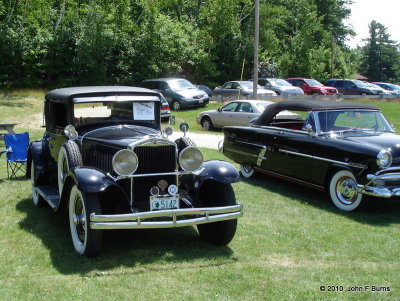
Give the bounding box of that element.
[257,147,267,166]
[375,167,400,176]
[279,149,368,169]
[224,147,267,162]
[108,170,195,181]
[90,204,243,230]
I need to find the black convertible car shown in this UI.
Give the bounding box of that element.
[222,100,400,211]
[28,86,242,256]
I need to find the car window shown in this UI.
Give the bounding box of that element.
[237,102,253,113]
[73,101,157,127]
[305,79,323,86]
[334,81,344,88]
[231,82,240,89]
[317,110,392,132]
[223,82,233,89]
[221,102,239,112]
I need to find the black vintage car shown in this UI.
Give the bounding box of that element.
[28,86,242,256]
[222,100,400,211]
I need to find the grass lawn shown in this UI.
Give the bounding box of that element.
[1,91,400,300]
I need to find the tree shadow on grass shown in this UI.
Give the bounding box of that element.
[16,198,236,275]
[242,173,400,226]
[0,97,36,108]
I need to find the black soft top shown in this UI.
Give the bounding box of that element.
[45,86,160,102]
[254,100,379,126]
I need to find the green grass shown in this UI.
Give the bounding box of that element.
[1,91,400,300]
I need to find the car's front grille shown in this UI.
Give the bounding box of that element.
[132,144,177,210]
[85,144,178,211]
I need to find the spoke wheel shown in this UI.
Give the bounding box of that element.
[328,170,362,211]
[69,185,102,256]
[201,117,214,131]
[240,164,255,178]
[172,101,181,111]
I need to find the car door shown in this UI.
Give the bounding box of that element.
[344,80,357,95]
[232,102,258,126]
[47,101,69,162]
[212,102,239,127]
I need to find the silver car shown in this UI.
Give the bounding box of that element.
[213,81,276,100]
[196,100,274,130]
[257,78,304,96]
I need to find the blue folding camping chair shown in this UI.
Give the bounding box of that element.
[0,132,29,178]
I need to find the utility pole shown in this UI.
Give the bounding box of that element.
[253,0,259,99]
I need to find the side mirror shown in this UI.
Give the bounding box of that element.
[302,124,316,137]
[217,107,222,112]
[64,125,78,140]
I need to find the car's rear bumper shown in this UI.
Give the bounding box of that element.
[358,168,400,198]
[90,204,243,230]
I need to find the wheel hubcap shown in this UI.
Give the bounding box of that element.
[336,177,358,205]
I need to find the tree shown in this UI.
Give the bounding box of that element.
[359,20,400,82]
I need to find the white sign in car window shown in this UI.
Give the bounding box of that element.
[133,102,155,120]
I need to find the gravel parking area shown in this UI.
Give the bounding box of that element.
[170,132,222,149]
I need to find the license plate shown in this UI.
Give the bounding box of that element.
[199,99,203,103]
[150,195,179,211]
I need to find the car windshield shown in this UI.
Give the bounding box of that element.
[270,79,292,87]
[73,101,158,128]
[305,79,323,87]
[353,80,368,88]
[317,110,393,133]
[168,79,196,91]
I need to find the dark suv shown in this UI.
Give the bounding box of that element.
[27,86,242,256]
[140,78,209,110]
[325,79,383,95]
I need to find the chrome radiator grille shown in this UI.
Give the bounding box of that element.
[85,144,178,210]
[133,144,177,210]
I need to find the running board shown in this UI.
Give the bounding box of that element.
[35,186,60,210]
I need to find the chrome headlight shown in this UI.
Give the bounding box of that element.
[377,150,392,169]
[179,147,203,172]
[112,149,138,176]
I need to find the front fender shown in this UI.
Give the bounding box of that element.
[180,160,240,205]
[28,140,49,183]
[65,167,117,194]
[198,160,240,184]
[60,167,130,212]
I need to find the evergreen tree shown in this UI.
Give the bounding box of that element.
[359,20,400,82]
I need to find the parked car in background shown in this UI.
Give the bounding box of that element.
[222,100,400,211]
[285,78,338,95]
[196,100,274,130]
[195,84,213,97]
[213,81,276,99]
[28,86,243,256]
[372,82,400,95]
[160,95,171,122]
[365,82,390,95]
[140,78,209,110]
[325,79,383,95]
[256,78,304,96]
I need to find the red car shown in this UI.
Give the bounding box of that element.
[285,78,338,95]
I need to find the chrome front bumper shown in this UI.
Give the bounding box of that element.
[90,204,243,230]
[358,168,400,198]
